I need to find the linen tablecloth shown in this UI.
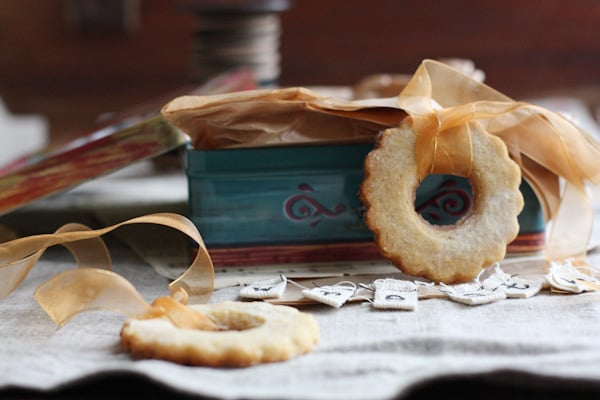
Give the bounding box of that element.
[1,164,600,400]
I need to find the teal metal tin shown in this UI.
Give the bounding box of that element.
[185,143,545,253]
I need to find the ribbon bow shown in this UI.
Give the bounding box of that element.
[399,59,600,268]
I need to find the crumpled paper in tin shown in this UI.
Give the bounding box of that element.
[161,86,408,149]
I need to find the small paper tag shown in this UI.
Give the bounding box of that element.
[239,275,287,299]
[442,282,506,306]
[371,279,418,310]
[545,260,600,294]
[482,264,542,298]
[302,282,356,308]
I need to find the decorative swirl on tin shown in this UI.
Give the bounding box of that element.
[416,180,472,224]
[284,184,347,227]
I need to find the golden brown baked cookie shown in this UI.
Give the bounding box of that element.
[120,300,319,367]
[360,118,524,283]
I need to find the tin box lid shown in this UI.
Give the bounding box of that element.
[0,69,257,215]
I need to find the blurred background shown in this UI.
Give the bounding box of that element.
[1,0,600,159]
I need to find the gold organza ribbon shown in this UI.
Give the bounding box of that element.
[399,59,600,268]
[0,212,214,326]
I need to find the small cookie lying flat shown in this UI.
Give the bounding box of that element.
[120,301,319,367]
[360,118,524,283]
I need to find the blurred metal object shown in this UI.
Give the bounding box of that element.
[182,0,292,87]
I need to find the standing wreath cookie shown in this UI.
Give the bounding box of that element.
[360,118,524,283]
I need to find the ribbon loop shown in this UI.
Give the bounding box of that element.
[0,212,215,326]
[34,268,150,327]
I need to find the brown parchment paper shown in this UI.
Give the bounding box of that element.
[161,87,407,149]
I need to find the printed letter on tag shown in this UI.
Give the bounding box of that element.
[239,276,287,299]
[545,260,600,293]
[482,264,542,298]
[442,282,506,306]
[372,279,418,310]
[302,282,356,308]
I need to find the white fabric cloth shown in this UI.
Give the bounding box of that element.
[1,231,600,400]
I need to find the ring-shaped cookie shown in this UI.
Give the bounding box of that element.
[360,118,524,283]
[120,301,319,367]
